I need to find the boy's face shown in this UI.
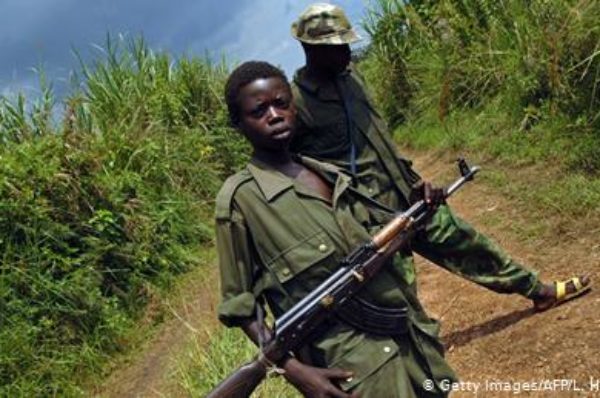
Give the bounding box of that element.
[236,77,297,152]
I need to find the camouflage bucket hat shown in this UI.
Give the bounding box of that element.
[291,3,361,45]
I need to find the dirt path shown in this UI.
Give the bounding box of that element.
[96,152,599,397]
[93,257,220,398]
[412,152,600,397]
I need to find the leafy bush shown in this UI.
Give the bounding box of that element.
[0,36,248,395]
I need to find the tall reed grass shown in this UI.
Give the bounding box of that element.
[360,0,600,173]
[0,36,247,396]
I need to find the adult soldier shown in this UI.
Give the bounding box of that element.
[289,3,590,312]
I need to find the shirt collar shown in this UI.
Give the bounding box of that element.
[299,156,353,206]
[246,159,294,202]
[246,156,353,203]
[299,156,350,184]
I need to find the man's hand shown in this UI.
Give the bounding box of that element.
[410,180,446,209]
[283,358,358,398]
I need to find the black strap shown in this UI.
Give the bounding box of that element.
[335,76,358,181]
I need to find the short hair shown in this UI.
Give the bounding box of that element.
[224,61,290,126]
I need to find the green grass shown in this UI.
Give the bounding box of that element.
[179,3,600,395]
[390,106,600,221]
[0,36,249,396]
[361,0,600,175]
[4,1,600,393]
[85,246,217,395]
[175,326,298,397]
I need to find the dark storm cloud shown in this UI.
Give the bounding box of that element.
[0,0,240,95]
[0,0,367,98]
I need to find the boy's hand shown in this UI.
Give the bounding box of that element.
[283,358,358,398]
[410,180,446,209]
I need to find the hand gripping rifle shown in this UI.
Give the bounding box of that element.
[207,159,480,398]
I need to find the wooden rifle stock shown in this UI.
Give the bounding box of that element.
[206,359,267,398]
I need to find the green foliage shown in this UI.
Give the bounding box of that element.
[0,69,55,143]
[0,36,247,395]
[361,0,600,173]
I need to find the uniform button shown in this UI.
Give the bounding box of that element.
[282,268,291,276]
[368,188,374,194]
[383,346,391,353]
[318,243,328,252]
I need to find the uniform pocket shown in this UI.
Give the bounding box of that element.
[355,174,381,199]
[266,230,336,284]
[329,335,399,391]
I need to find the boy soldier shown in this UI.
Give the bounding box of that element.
[288,3,589,311]
[216,61,458,397]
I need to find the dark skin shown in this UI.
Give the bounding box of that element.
[234,76,449,397]
[300,42,590,310]
[235,76,334,201]
[240,318,355,398]
[302,43,351,79]
[235,76,354,398]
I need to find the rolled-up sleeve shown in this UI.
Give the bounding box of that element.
[215,207,257,327]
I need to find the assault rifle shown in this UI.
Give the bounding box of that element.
[207,158,480,398]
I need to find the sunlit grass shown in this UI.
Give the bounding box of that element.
[175,326,298,397]
[361,0,600,175]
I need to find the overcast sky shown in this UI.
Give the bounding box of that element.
[0,0,368,100]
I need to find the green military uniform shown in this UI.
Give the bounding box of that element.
[289,65,541,296]
[216,156,456,396]
[288,2,541,299]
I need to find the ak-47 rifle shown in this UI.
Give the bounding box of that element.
[207,158,480,398]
